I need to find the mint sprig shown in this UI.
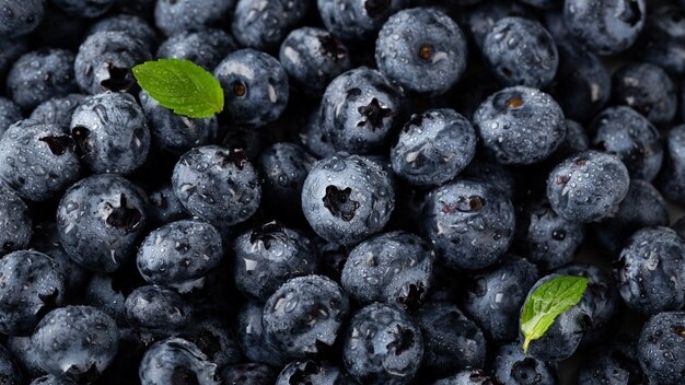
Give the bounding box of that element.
[132,58,224,119]
[520,275,588,353]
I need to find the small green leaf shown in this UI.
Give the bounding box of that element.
[520,275,589,353]
[132,58,224,118]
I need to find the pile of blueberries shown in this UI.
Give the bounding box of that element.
[1,0,685,384]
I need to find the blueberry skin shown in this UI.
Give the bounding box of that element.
[178,318,242,370]
[615,227,685,315]
[461,159,515,195]
[475,86,566,165]
[74,31,151,94]
[29,94,85,130]
[577,347,646,385]
[460,1,530,50]
[301,153,395,246]
[137,220,223,285]
[417,302,487,377]
[157,29,236,71]
[84,273,131,325]
[612,63,676,125]
[317,0,409,41]
[551,120,591,162]
[52,0,114,18]
[0,39,27,82]
[0,250,66,335]
[89,15,157,52]
[221,363,276,385]
[32,305,119,382]
[637,311,685,385]
[147,184,188,226]
[258,143,315,217]
[0,181,32,256]
[57,174,148,273]
[233,221,318,301]
[341,231,433,310]
[139,90,219,155]
[0,0,44,38]
[214,49,289,128]
[301,106,337,159]
[592,180,669,254]
[591,107,662,181]
[0,120,80,201]
[493,342,558,385]
[483,17,558,88]
[391,108,476,187]
[462,255,539,342]
[279,27,352,96]
[656,124,685,204]
[433,370,499,385]
[9,336,45,379]
[139,338,219,385]
[375,8,467,95]
[343,303,423,385]
[638,5,685,76]
[125,285,193,333]
[29,375,76,385]
[276,361,358,385]
[563,0,645,55]
[0,97,21,137]
[556,264,620,347]
[154,0,233,36]
[523,273,590,361]
[422,178,515,270]
[547,150,630,223]
[320,67,404,154]
[6,49,77,111]
[237,301,288,367]
[171,145,261,228]
[263,275,350,358]
[71,92,150,174]
[232,0,309,50]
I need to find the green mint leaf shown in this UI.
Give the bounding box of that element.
[132,58,224,119]
[520,275,589,353]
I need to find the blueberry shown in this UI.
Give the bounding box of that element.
[375,7,467,95]
[592,180,669,254]
[138,337,219,385]
[0,0,44,38]
[460,1,530,50]
[417,302,487,377]
[157,29,236,71]
[233,221,318,301]
[237,301,288,367]
[154,0,233,36]
[214,49,289,128]
[147,184,188,226]
[84,270,141,324]
[0,120,80,201]
[263,275,350,358]
[550,120,591,162]
[422,178,515,270]
[301,153,395,245]
[52,0,115,18]
[32,305,119,382]
[0,181,32,256]
[0,97,21,137]
[615,227,685,315]
[462,255,540,342]
[320,67,404,154]
[29,94,85,130]
[656,124,685,204]
[6,49,77,111]
[461,158,515,195]
[178,318,242,370]
[232,0,309,50]
[125,285,193,333]
[74,31,151,94]
[29,375,75,385]
[140,91,219,155]
[301,106,336,159]
[341,231,433,310]
[71,92,150,174]
[577,347,646,385]
[8,335,45,378]
[612,63,676,125]
[57,174,148,273]
[391,108,477,187]
[563,0,645,55]
[493,342,558,385]
[279,27,352,96]
[432,370,499,385]
[317,0,409,41]
[482,17,558,88]
[547,150,630,223]
[221,363,276,385]
[172,145,261,228]
[0,250,65,335]
[0,39,27,82]
[638,5,685,76]
[343,303,423,385]
[89,14,157,52]
[637,311,685,385]
[137,219,223,286]
[258,142,315,218]
[523,273,590,361]
[276,360,358,385]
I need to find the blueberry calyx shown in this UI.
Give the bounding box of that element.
[39,135,75,155]
[323,185,360,221]
[364,0,391,19]
[318,34,347,62]
[106,194,143,233]
[249,220,287,249]
[101,65,132,92]
[357,98,392,130]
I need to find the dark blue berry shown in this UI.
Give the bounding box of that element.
[125,285,193,333]
[0,0,44,38]
[656,124,685,204]
[29,94,85,130]
[52,0,115,18]
[276,360,358,385]
[154,0,233,36]
[221,363,276,385]
[231,0,309,50]
[0,181,32,256]
[637,311,685,385]
[237,301,288,367]
[612,63,677,125]
[138,337,219,385]
[157,29,236,71]
[493,342,558,385]
[317,0,409,41]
